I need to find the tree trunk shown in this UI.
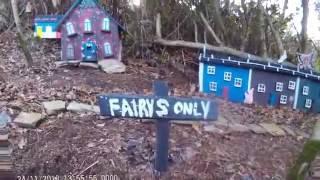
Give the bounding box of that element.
[212,0,226,35]
[258,0,267,58]
[282,0,288,18]
[199,12,223,46]
[156,13,162,38]
[0,0,11,31]
[193,21,198,43]
[301,0,309,53]
[11,0,33,66]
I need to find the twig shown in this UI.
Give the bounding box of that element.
[78,160,99,175]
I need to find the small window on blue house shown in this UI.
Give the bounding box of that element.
[207,66,215,75]
[66,44,74,60]
[257,84,266,93]
[303,86,309,95]
[209,82,217,92]
[66,22,75,36]
[224,72,232,81]
[102,18,110,31]
[234,78,242,87]
[280,95,287,104]
[305,99,312,108]
[84,19,92,33]
[104,42,113,57]
[276,82,283,92]
[288,81,296,90]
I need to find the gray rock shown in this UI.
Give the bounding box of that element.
[228,123,250,133]
[260,123,286,136]
[79,62,99,69]
[14,112,44,128]
[204,124,224,134]
[55,60,80,67]
[42,100,66,115]
[98,60,126,74]
[312,120,320,140]
[248,124,267,134]
[67,101,100,114]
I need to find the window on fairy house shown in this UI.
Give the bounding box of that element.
[207,66,215,75]
[257,84,266,93]
[84,19,92,33]
[224,72,232,81]
[209,82,217,92]
[305,99,312,108]
[288,81,296,90]
[102,18,110,32]
[234,78,242,88]
[280,95,287,104]
[303,86,309,95]
[276,82,283,92]
[66,44,74,60]
[66,22,75,36]
[103,42,113,57]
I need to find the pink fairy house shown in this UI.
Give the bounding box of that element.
[56,0,124,62]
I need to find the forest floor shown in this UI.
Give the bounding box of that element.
[0,32,318,179]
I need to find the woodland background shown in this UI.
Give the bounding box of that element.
[0,0,319,70]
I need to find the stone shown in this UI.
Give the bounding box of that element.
[55,60,80,67]
[98,60,126,74]
[281,125,296,136]
[171,120,197,125]
[204,125,224,134]
[67,101,100,114]
[312,120,320,140]
[42,100,66,115]
[248,124,267,134]
[228,123,250,133]
[260,123,286,136]
[79,62,99,69]
[14,112,43,128]
[182,147,198,161]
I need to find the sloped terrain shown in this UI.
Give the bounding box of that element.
[0,32,317,179]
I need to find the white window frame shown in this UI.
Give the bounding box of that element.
[234,78,242,88]
[66,44,74,60]
[66,22,75,36]
[84,19,92,32]
[224,72,232,81]
[207,66,216,75]
[103,42,113,57]
[303,86,309,95]
[209,82,217,92]
[280,95,288,104]
[102,17,110,31]
[288,81,296,90]
[276,82,283,92]
[257,84,266,93]
[305,99,312,108]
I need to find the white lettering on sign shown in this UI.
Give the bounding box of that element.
[109,98,120,116]
[201,101,210,119]
[174,102,184,115]
[146,99,154,118]
[183,102,193,116]
[138,99,147,118]
[131,99,138,116]
[156,99,169,117]
[193,103,202,117]
[122,99,134,117]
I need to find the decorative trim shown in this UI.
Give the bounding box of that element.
[293,77,300,109]
[248,69,252,91]
[199,63,204,92]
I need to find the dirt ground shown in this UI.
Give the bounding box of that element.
[0,32,317,179]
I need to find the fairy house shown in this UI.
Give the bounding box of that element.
[199,48,320,113]
[56,0,124,62]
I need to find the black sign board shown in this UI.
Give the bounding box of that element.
[98,81,219,173]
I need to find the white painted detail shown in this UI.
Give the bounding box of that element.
[224,72,232,81]
[257,84,266,93]
[234,78,242,87]
[248,69,252,91]
[305,99,312,108]
[207,66,216,75]
[293,77,300,109]
[199,63,204,92]
[288,81,296,90]
[209,82,217,92]
[280,95,288,104]
[303,86,309,95]
[276,82,283,92]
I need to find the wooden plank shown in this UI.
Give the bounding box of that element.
[98,94,218,121]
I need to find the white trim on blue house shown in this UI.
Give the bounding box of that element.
[199,62,204,92]
[248,69,252,91]
[293,77,301,109]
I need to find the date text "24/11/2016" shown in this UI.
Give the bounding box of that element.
[17,175,119,180]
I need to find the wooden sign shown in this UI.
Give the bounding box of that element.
[98,94,218,121]
[97,81,219,173]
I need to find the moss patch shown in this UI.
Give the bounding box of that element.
[287,140,320,180]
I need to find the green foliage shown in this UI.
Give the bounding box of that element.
[287,140,320,180]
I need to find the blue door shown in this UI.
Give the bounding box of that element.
[268,93,278,106]
[82,40,97,62]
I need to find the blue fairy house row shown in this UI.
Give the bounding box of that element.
[199,48,320,113]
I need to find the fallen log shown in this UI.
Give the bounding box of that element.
[154,38,273,62]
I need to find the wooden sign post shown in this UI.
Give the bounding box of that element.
[98,81,219,173]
